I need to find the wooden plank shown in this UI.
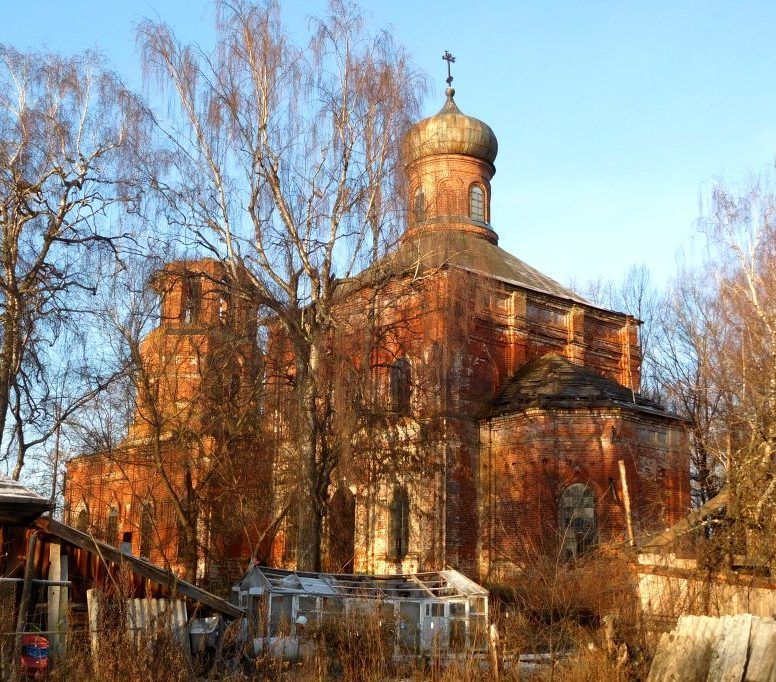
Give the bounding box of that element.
[743,617,776,681]
[47,541,67,658]
[707,614,751,682]
[648,614,776,682]
[35,516,242,618]
[174,599,191,657]
[642,489,729,549]
[12,531,38,676]
[87,589,100,675]
[648,615,715,682]
[618,460,635,546]
[59,555,69,652]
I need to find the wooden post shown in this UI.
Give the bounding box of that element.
[87,589,100,675]
[47,541,68,658]
[618,460,635,546]
[12,531,38,676]
[488,622,500,681]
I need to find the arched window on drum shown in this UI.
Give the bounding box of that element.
[469,184,486,222]
[558,483,596,559]
[413,187,426,225]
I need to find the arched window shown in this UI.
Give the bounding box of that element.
[558,483,596,559]
[181,275,201,324]
[139,502,153,558]
[217,293,229,325]
[469,185,485,222]
[105,506,119,545]
[413,187,426,224]
[76,506,89,533]
[389,358,411,414]
[389,486,410,561]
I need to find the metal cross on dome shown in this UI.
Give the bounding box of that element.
[442,50,455,86]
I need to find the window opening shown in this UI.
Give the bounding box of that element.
[217,293,229,325]
[389,358,411,414]
[139,502,153,558]
[76,507,89,533]
[413,187,426,224]
[558,483,596,559]
[389,485,410,561]
[469,185,485,222]
[106,507,119,545]
[181,275,201,324]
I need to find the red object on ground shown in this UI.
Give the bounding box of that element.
[20,634,48,676]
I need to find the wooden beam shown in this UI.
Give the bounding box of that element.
[47,541,68,658]
[13,531,38,676]
[34,517,242,619]
[640,489,730,549]
[618,460,635,547]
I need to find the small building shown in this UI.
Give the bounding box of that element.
[233,565,489,655]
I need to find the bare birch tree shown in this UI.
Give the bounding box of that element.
[0,46,150,480]
[696,180,776,563]
[138,0,421,569]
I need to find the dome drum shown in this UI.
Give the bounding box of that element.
[402,89,499,243]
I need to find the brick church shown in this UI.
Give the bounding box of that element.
[65,85,690,588]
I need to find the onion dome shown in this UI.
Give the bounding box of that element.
[402,88,498,166]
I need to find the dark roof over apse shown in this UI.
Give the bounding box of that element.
[490,354,680,419]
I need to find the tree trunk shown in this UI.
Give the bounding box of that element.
[0,297,20,461]
[295,342,324,571]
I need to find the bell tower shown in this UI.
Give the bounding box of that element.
[127,259,259,442]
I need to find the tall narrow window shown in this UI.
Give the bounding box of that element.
[389,486,410,561]
[413,187,426,224]
[139,503,153,558]
[76,507,89,533]
[390,358,411,414]
[105,506,119,545]
[181,275,201,324]
[469,185,485,222]
[558,484,596,559]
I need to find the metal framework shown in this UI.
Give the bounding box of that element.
[234,566,489,655]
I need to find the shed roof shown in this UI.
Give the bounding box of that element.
[490,353,679,419]
[238,565,487,601]
[34,516,243,618]
[0,476,54,525]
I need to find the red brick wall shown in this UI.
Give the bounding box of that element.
[478,408,690,581]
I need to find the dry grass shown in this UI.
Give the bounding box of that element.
[16,551,659,681]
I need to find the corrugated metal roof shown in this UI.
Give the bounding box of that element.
[0,475,53,525]
[239,566,488,601]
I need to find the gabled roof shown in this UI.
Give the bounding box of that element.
[393,231,589,304]
[0,476,54,525]
[490,353,679,419]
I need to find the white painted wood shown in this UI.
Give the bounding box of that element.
[743,617,776,682]
[47,542,64,657]
[649,614,776,682]
[707,614,751,682]
[86,589,100,674]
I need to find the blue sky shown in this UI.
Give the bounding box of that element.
[4,1,776,289]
